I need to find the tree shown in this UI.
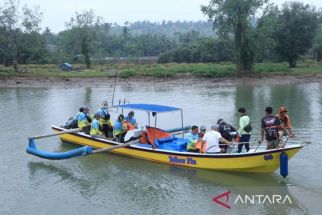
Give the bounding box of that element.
[312,26,322,62]
[201,0,267,75]
[274,1,319,68]
[0,0,42,71]
[254,4,279,62]
[65,9,102,69]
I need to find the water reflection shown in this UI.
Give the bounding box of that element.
[27,161,100,198]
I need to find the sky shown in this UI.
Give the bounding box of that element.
[2,0,322,33]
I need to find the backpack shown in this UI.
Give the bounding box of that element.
[244,122,252,133]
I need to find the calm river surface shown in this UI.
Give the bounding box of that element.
[1,81,322,215]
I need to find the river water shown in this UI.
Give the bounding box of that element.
[1,80,322,215]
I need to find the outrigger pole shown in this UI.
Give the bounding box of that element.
[26,129,138,160]
[180,109,184,138]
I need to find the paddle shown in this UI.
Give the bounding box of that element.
[92,141,136,154]
[28,128,81,140]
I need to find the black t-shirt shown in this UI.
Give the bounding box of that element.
[261,115,281,141]
[218,122,236,141]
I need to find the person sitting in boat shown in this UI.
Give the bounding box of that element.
[63,107,83,129]
[125,111,138,129]
[196,125,206,152]
[217,118,237,153]
[114,114,128,142]
[77,106,92,134]
[201,125,232,154]
[97,101,113,137]
[276,106,294,143]
[90,113,106,139]
[259,106,291,149]
[186,125,200,153]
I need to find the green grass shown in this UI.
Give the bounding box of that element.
[1,61,322,79]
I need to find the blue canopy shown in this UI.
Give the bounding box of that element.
[113,103,181,113]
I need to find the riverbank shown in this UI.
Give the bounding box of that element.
[1,61,322,87]
[1,73,322,88]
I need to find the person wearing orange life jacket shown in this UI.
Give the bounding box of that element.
[125,111,138,129]
[196,125,206,152]
[259,106,291,150]
[276,106,294,139]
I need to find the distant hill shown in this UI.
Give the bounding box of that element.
[109,20,216,37]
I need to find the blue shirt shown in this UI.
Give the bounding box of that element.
[91,118,100,129]
[187,132,199,143]
[186,132,199,150]
[97,108,109,118]
[125,116,137,125]
[114,120,122,131]
[77,112,87,122]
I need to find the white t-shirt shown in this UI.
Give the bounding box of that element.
[202,130,222,153]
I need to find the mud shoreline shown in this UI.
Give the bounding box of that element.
[1,74,322,88]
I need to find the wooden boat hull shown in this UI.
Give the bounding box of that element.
[52,126,304,173]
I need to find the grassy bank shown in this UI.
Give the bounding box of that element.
[1,61,322,79]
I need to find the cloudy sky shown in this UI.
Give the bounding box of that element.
[2,0,322,32]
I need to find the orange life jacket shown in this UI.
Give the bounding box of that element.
[196,141,206,153]
[125,121,135,131]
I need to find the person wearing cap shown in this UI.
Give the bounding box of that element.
[237,107,251,153]
[77,106,92,134]
[201,125,232,154]
[186,125,199,152]
[125,111,138,129]
[276,106,294,139]
[90,113,105,138]
[217,118,237,153]
[97,101,113,137]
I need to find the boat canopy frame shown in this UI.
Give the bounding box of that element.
[112,103,184,137]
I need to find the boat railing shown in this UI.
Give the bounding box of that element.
[217,137,293,154]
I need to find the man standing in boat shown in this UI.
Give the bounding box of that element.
[237,107,252,153]
[276,106,294,144]
[202,125,232,154]
[259,107,291,149]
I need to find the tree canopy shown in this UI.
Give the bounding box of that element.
[201,0,268,75]
[273,1,320,67]
[0,1,322,74]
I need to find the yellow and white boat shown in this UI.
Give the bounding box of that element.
[51,125,304,173]
[27,104,307,175]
